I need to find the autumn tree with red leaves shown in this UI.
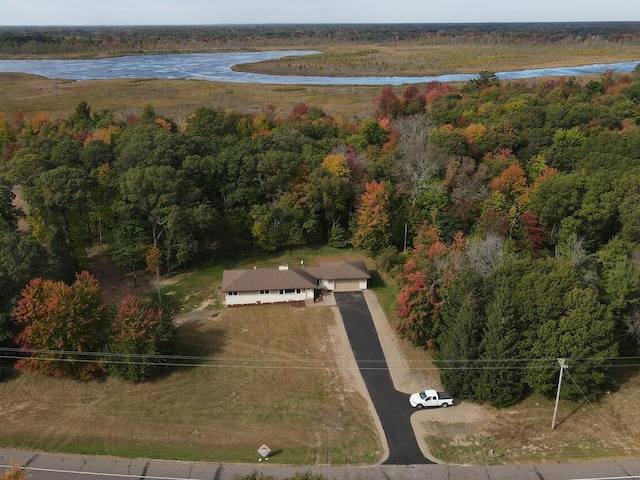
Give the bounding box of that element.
[108,295,176,382]
[396,223,466,347]
[13,271,109,379]
[374,86,403,120]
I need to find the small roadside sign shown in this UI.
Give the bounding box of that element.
[257,444,271,460]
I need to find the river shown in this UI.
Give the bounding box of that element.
[0,50,638,85]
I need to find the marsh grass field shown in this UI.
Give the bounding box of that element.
[0,72,382,121]
[2,39,640,121]
[235,42,640,77]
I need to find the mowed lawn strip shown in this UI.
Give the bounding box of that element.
[0,303,381,464]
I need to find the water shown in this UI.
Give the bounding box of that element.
[0,50,638,85]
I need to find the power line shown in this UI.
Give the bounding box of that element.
[5,346,640,364]
[1,346,638,371]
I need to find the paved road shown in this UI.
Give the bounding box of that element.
[3,448,640,479]
[334,291,428,465]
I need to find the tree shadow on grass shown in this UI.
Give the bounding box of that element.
[146,319,228,380]
[612,365,640,389]
[177,319,227,358]
[368,269,387,288]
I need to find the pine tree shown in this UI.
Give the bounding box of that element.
[476,285,526,407]
[435,292,484,398]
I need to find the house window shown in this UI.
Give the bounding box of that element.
[296,289,301,294]
[279,289,284,295]
[228,291,238,296]
[284,288,295,294]
[260,290,269,295]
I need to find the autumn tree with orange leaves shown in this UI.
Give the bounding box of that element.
[351,180,393,256]
[13,271,109,379]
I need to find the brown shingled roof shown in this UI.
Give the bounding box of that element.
[221,261,370,293]
[309,260,371,280]
[221,267,318,292]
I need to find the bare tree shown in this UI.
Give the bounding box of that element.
[394,116,446,249]
[395,116,445,207]
[555,232,598,287]
[467,234,506,277]
[444,155,489,206]
[627,309,640,345]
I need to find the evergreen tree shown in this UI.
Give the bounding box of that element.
[526,287,618,400]
[476,285,526,407]
[436,292,484,398]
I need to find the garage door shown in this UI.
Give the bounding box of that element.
[334,279,361,291]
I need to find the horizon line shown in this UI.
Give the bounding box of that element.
[2,20,640,28]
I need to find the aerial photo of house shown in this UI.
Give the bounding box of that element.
[221,260,370,306]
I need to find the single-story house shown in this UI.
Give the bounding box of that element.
[221,260,370,306]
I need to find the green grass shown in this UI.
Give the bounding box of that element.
[425,436,501,466]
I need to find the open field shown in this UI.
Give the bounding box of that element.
[0,72,382,121]
[0,307,379,464]
[419,372,640,465]
[234,43,640,77]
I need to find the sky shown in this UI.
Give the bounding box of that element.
[0,0,638,25]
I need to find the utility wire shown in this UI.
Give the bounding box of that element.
[4,346,640,364]
[1,347,638,371]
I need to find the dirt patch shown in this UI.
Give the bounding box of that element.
[87,244,154,304]
[173,300,218,326]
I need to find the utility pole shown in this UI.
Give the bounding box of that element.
[552,358,567,430]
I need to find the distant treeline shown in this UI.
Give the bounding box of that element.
[2,22,640,56]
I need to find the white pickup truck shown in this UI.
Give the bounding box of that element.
[409,389,454,409]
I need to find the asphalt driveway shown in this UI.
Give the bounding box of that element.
[334,291,431,465]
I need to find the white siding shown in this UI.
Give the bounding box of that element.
[225,289,314,306]
[321,278,367,291]
[321,279,334,290]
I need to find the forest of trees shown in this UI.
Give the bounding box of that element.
[2,23,640,56]
[2,66,640,404]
